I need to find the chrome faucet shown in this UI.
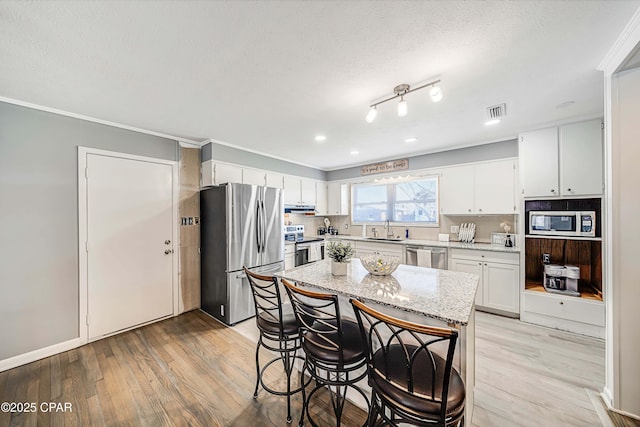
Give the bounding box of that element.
[385,220,394,238]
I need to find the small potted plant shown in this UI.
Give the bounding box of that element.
[325,241,354,276]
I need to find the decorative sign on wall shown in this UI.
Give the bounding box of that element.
[360,159,409,176]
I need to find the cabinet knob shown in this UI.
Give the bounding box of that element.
[559,301,564,305]
[478,208,483,212]
[468,209,472,212]
[550,189,556,193]
[567,188,572,192]
[478,262,482,265]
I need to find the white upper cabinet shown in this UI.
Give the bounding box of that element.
[559,120,603,197]
[474,160,517,214]
[242,168,266,186]
[519,127,559,198]
[520,119,603,198]
[283,175,301,205]
[315,182,328,215]
[300,179,316,205]
[440,159,516,215]
[283,176,317,205]
[265,171,284,189]
[440,165,474,214]
[327,182,349,216]
[214,162,242,185]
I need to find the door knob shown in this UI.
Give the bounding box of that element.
[164,240,171,245]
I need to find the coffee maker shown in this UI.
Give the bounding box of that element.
[543,264,580,296]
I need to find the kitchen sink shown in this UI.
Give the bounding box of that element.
[366,237,405,242]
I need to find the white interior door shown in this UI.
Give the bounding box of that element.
[86,153,174,340]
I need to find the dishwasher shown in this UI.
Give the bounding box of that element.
[404,245,448,269]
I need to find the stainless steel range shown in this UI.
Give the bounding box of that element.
[285,225,325,266]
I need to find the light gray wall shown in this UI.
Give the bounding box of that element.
[0,101,177,360]
[327,139,518,181]
[202,142,327,180]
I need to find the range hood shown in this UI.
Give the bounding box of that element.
[284,204,316,214]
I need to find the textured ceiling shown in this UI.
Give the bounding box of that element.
[1,1,638,170]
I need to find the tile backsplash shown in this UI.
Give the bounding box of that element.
[287,213,518,243]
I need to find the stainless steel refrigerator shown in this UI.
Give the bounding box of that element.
[200,183,284,325]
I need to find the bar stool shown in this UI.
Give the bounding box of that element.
[282,279,370,427]
[350,299,465,427]
[244,267,306,423]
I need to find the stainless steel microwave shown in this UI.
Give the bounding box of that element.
[529,211,596,237]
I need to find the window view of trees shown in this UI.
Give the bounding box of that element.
[351,177,439,225]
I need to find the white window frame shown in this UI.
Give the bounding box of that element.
[350,175,440,227]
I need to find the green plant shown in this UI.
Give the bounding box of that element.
[325,241,354,263]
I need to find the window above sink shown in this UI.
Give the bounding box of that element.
[351,175,439,227]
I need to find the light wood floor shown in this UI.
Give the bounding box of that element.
[0,310,609,426]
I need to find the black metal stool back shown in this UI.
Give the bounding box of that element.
[282,279,370,427]
[350,299,465,427]
[244,267,305,423]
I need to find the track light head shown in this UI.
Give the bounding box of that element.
[365,106,378,123]
[397,97,408,117]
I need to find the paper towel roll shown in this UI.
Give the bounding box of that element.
[416,249,432,268]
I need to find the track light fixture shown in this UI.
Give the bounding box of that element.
[365,79,441,122]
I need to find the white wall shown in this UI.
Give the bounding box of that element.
[610,67,640,416]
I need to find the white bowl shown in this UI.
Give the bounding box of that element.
[360,252,400,276]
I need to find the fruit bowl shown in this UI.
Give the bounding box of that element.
[360,252,400,276]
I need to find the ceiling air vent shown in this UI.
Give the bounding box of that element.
[486,103,507,120]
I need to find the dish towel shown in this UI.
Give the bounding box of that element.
[416,249,432,268]
[308,243,322,262]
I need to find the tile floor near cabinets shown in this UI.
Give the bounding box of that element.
[0,310,607,426]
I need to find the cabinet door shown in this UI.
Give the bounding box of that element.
[483,261,520,314]
[474,160,516,214]
[300,179,316,205]
[201,160,213,187]
[316,182,328,215]
[242,168,266,186]
[283,176,301,205]
[266,171,284,189]
[440,165,474,214]
[559,119,603,196]
[328,182,349,215]
[520,127,559,197]
[450,258,484,306]
[214,162,242,185]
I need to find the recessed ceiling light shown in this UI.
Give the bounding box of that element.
[485,119,501,126]
[350,150,360,155]
[405,137,417,143]
[314,135,326,142]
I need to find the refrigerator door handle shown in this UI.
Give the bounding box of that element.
[261,200,267,254]
[256,203,262,253]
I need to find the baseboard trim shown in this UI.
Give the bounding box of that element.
[0,338,83,372]
[601,389,640,421]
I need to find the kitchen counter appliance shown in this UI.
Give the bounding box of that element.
[201,183,284,325]
[405,245,448,269]
[529,211,595,238]
[292,226,325,266]
[543,264,580,296]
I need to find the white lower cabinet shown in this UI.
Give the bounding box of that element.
[353,241,404,264]
[450,249,520,316]
[284,244,296,270]
[521,292,605,338]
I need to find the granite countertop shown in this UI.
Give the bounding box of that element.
[323,235,520,253]
[276,259,479,325]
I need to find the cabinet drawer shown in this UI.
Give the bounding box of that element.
[450,248,519,265]
[284,244,296,255]
[523,292,604,326]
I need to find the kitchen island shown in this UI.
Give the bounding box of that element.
[276,259,479,426]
